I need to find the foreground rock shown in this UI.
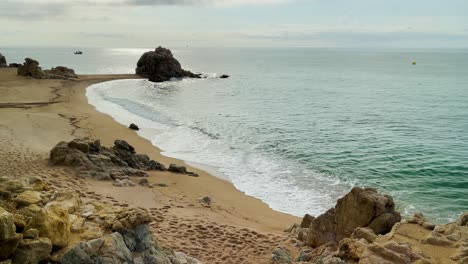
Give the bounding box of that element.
[280,187,468,264]
[0,53,7,67]
[136,46,201,82]
[0,176,201,263]
[50,138,199,183]
[17,57,77,79]
[129,123,140,130]
[307,187,401,247]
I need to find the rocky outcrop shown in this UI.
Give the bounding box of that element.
[16,58,77,79]
[136,46,201,82]
[49,138,199,185]
[306,187,401,247]
[0,53,7,67]
[44,66,78,79]
[0,176,201,263]
[8,63,21,68]
[17,58,45,79]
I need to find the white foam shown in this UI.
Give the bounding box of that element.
[86,79,350,217]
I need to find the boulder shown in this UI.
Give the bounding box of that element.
[129,123,140,130]
[199,196,211,207]
[11,237,52,264]
[0,207,22,259]
[351,227,377,243]
[168,164,187,174]
[17,58,45,79]
[136,46,201,82]
[44,66,78,79]
[14,190,42,207]
[307,187,400,247]
[49,190,82,213]
[0,53,7,67]
[27,202,71,248]
[300,214,315,228]
[271,247,293,264]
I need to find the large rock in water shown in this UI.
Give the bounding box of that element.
[307,187,401,247]
[136,46,201,82]
[17,58,45,78]
[0,53,7,67]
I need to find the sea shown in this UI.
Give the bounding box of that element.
[2,46,467,223]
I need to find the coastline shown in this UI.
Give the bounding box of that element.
[1,67,466,264]
[0,68,299,263]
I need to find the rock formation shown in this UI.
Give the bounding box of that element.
[0,53,7,67]
[0,176,201,264]
[136,46,201,82]
[49,138,199,184]
[8,63,21,68]
[306,187,401,248]
[16,58,77,79]
[44,66,78,79]
[129,123,140,131]
[279,187,468,264]
[17,58,45,79]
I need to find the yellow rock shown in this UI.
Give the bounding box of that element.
[27,203,71,248]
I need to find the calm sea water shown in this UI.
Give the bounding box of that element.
[2,47,467,222]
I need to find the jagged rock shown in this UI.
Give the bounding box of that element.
[129,123,140,130]
[336,238,368,262]
[49,190,82,213]
[301,214,315,228]
[14,190,42,207]
[360,241,430,264]
[351,227,377,243]
[271,247,293,263]
[113,178,136,187]
[407,213,426,225]
[138,178,149,186]
[111,208,152,232]
[174,251,202,264]
[307,187,400,247]
[44,66,78,79]
[421,231,453,246]
[17,58,45,79]
[50,139,167,181]
[0,207,22,259]
[136,46,201,82]
[11,237,52,264]
[17,204,41,218]
[27,202,71,248]
[457,212,468,226]
[13,214,27,230]
[0,53,7,67]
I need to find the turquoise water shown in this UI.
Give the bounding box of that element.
[2,47,467,222]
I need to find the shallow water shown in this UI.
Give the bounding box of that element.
[3,47,467,222]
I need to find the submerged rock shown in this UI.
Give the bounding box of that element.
[219,74,230,79]
[136,46,201,82]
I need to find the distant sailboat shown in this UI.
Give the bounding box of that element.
[74,51,83,55]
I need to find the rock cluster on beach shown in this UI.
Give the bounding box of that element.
[0,176,201,263]
[277,187,468,264]
[50,138,198,185]
[136,46,201,82]
[0,53,7,67]
[17,57,77,79]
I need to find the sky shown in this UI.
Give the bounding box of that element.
[1,0,467,48]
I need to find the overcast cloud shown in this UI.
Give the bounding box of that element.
[0,0,467,48]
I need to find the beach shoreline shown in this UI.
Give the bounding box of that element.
[0,67,299,263]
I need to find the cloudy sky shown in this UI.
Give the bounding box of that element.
[1,0,467,48]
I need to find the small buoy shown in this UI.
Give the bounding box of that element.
[412,61,416,65]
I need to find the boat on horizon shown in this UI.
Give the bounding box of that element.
[74,51,83,55]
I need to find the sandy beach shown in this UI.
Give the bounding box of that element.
[0,67,299,263]
[1,67,466,264]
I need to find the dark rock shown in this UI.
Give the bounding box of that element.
[219,74,230,79]
[17,58,45,79]
[8,63,21,68]
[0,53,7,67]
[168,164,187,174]
[50,138,168,181]
[136,46,201,82]
[129,123,139,131]
[11,237,52,264]
[44,66,78,79]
